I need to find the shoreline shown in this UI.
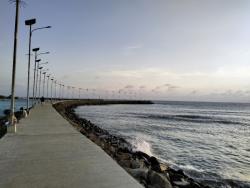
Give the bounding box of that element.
[54,100,208,188]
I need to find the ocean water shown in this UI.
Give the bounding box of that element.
[75,101,250,188]
[0,99,31,117]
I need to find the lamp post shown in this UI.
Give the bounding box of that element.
[67,86,70,99]
[38,67,43,99]
[42,71,47,97]
[62,85,65,100]
[33,52,50,102]
[46,74,50,99]
[72,87,75,99]
[54,80,57,100]
[50,78,54,102]
[25,22,51,108]
[25,18,36,113]
[32,48,39,105]
[78,88,82,100]
[36,62,48,100]
[59,83,62,100]
[9,0,20,131]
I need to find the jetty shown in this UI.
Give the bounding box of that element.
[0,103,143,188]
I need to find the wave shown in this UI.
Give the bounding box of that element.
[130,136,153,156]
[178,164,205,172]
[140,114,246,126]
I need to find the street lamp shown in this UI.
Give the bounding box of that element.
[50,78,54,102]
[25,20,51,109]
[54,80,57,100]
[9,0,20,131]
[32,47,39,106]
[58,83,61,100]
[78,88,82,100]
[61,85,64,99]
[36,62,48,100]
[46,74,50,99]
[38,67,43,99]
[72,87,75,99]
[34,53,49,101]
[25,18,36,113]
[42,71,49,97]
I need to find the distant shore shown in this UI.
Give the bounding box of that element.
[54,99,208,188]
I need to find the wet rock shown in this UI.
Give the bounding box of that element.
[131,159,141,169]
[173,178,190,187]
[118,159,131,168]
[149,156,162,172]
[148,170,172,188]
[126,168,148,182]
[116,152,131,161]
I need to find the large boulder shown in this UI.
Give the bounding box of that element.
[149,156,162,172]
[148,170,172,188]
[126,168,148,182]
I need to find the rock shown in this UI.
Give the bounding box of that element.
[148,170,172,188]
[110,145,116,154]
[131,159,141,169]
[173,178,190,187]
[116,152,131,161]
[149,156,162,172]
[126,168,148,182]
[88,133,97,141]
[118,159,131,168]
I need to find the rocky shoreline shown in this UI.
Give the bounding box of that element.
[54,100,209,188]
[0,109,27,138]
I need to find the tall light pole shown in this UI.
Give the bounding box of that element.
[54,80,57,100]
[86,88,89,99]
[78,88,82,100]
[67,86,70,99]
[32,48,39,106]
[46,74,50,99]
[9,0,20,131]
[36,62,48,100]
[62,85,65,99]
[50,78,54,102]
[72,87,75,99]
[42,71,47,97]
[59,83,62,100]
[38,67,43,99]
[25,22,51,107]
[25,18,36,113]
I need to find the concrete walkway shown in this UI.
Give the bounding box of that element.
[0,104,143,188]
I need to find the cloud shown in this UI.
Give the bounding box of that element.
[190,90,198,95]
[124,85,134,89]
[125,45,142,49]
[139,85,146,89]
[122,44,143,56]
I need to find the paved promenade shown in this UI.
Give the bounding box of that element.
[0,104,143,188]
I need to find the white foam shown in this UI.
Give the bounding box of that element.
[178,164,204,172]
[131,136,153,156]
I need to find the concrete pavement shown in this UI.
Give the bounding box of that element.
[0,103,143,188]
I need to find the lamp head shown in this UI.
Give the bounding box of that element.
[38,67,43,69]
[36,59,41,62]
[25,18,36,26]
[32,47,40,52]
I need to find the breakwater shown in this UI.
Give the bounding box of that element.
[54,100,208,188]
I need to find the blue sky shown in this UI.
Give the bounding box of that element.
[1,0,250,102]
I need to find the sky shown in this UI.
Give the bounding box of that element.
[1,0,250,102]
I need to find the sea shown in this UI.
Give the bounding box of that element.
[0,99,32,118]
[75,101,250,188]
